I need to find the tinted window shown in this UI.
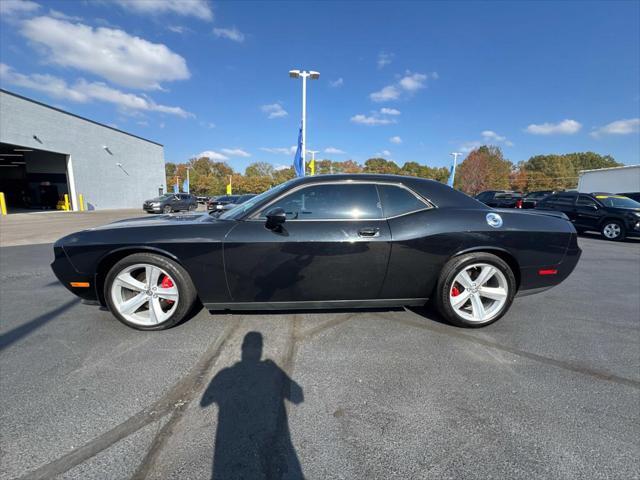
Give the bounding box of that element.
[595,195,640,208]
[378,185,428,217]
[261,183,382,220]
[553,193,577,206]
[577,194,597,207]
[476,192,493,201]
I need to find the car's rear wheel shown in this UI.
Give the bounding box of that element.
[435,253,516,328]
[163,205,172,214]
[104,253,197,330]
[601,220,625,241]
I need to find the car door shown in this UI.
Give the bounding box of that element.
[222,182,392,303]
[575,194,601,229]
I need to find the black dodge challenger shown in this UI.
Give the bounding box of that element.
[51,175,581,330]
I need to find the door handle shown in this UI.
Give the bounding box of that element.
[358,227,380,237]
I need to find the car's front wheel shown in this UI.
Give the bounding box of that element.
[601,220,625,241]
[163,205,172,214]
[435,253,516,328]
[104,253,197,330]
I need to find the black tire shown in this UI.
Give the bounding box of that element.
[434,252,517,328]
[600,220,626,241]
[163,205,172,214]
[104,253,197,330]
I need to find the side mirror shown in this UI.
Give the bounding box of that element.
[265,207,286,230]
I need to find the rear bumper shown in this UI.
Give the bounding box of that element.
[51,246,99,301]
[516,236,581,296]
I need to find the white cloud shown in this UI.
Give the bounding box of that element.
[260,146,297,155]
[113,0,213,21]
[325,147,345,154]
[370,70,434,102]
[459,141,482,153]
[194,150,229,161]
[370,85,400,102]
[590,118,640,138]
[21,16,190,90]
[168,25,187,34]
[48,9,82,22]
[350,114,396,126]
[0,0,39,18]
[0,63,193,118]
[213,27,245,43]
[221,148,251,157]
[525,119,582,135]
[261,103,288,119]
[274,164,290,171]
[377,51,393,69]
[329,78,344,88]
[376,150,392,157]
[481,130,513,146]
[398,72,428,92]
[389,136,402,144]
[380,107,401,116]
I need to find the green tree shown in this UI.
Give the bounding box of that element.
[245,162,275,178]
[363,158,400,174]
[523,152,620,190]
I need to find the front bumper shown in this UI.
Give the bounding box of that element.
[51,246,99,301]
[143,205,162,213]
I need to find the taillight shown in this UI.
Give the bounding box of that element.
[516,199,523,209]
[538,269,558,276]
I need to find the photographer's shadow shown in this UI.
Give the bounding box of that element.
[201,332,304,480]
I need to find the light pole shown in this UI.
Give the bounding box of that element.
[448,152,462,187]
[307,149,318,175]
[289,69,320,176]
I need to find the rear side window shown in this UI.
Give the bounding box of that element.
[378,184,429,217]
[577,194,597,207]
[261,183,383,220]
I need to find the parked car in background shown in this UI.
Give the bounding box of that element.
[196,196,209,204]
[475,191,524,209]
[143,193,198,214]
[618,192,640,203]
[211,194,258,216]
[207,195,239,211]
[536,192,640,241]
[522,191,556,209]
[52,174,580,330]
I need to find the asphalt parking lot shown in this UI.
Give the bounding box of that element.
[1,233,639,479]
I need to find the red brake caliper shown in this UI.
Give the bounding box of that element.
[451,285,460,297]
[160,275,175,304]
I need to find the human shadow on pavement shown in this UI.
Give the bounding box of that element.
[200,331,304,480]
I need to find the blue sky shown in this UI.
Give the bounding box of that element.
[1,0,639,172]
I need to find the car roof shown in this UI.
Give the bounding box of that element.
[280,174,484,209]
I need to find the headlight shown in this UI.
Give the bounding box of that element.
[150,202,160,206]
[633,212,640,218]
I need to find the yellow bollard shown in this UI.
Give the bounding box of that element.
[78,194,85,212]
[0,192,7,216]
[64,194,70,211]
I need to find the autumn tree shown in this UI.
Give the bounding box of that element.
[523,152,620,190]
[454,146,512,195]
[363,158,400,174]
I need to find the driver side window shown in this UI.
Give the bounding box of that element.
[260,183,383,220]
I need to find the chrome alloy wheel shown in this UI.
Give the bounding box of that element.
[110,263,179,326]
[602,223,621,239]
[449,263,508,324]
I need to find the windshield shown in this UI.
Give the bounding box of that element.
[219,181,295,219]
[150,194,174,201]
[595,195,640,209]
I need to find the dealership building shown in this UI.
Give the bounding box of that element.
[0,89,166,212]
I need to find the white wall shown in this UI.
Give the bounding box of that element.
[578,165,640,193]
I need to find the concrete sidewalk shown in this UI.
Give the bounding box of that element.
[0,209,146,246]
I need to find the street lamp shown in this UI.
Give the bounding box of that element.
[289,69,320,176]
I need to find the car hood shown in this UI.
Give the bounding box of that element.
[86,212,214,231]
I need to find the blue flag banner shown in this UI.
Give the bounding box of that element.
[447,164,455,187]
[174,178,179,193]
[182,178,189,193]
[293,125,304,177]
